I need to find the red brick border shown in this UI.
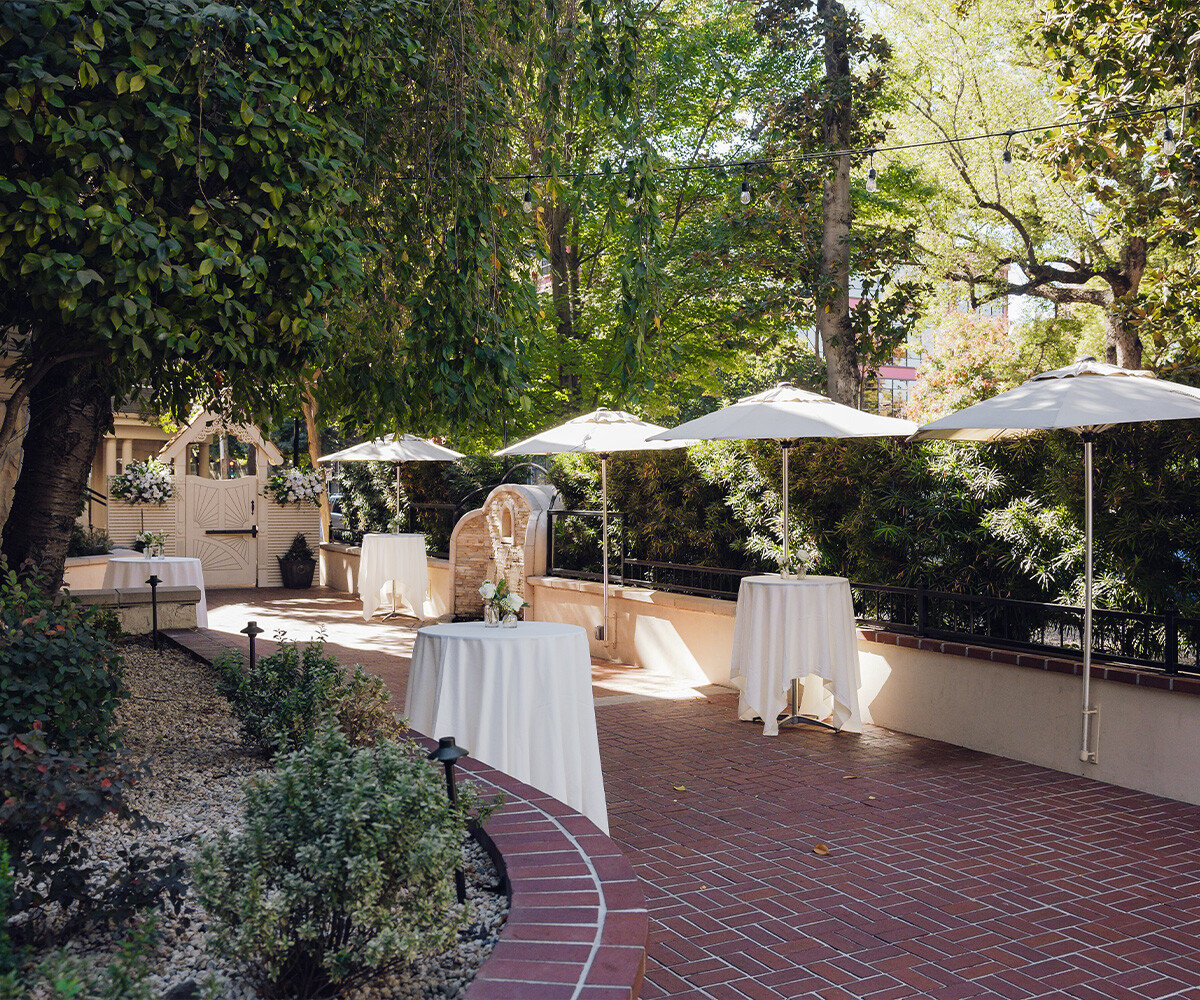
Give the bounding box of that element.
[859,625,1200,696]
[164,627,650,1000]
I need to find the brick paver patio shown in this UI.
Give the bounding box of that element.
[207,589,1200,1000]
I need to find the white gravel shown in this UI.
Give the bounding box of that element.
[33,641,508,1000]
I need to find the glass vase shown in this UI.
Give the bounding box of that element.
[483,604,500,627]
[501,611,519,628]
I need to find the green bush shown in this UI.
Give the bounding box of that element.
[66,525,113,558]
[196,727,490,999]
[0,566,126,755]
[0,841,15,977]
[0,723,184,944]
[215,641,403,755]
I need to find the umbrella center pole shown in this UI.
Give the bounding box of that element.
[780,441,793,577]
[1080,435,1098,764]
[598,455,611,644]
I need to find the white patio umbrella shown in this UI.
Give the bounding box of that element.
[318,434,464,513]
[912,359,1200,764]
[650,382,916,574]
[495,408,692,641]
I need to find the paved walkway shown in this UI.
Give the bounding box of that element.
[206,590,1200,1000]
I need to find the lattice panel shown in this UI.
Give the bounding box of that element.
[261,500,322,588]
[106,497,178,552]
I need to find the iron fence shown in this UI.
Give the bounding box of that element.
[545,508,1200,676]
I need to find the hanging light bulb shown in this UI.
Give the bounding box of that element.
[1163,113,1177,156]
[740,178,751,205]
[625,182,637,207]
[521,175,534,214]
[865,150,877,193]
[1002,132,1014,176]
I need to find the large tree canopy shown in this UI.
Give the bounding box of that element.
[0,0,548,585]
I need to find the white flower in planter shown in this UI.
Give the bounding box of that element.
[479,581,497,600]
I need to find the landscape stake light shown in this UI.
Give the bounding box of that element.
[146,574,160,650]
[428,736,469,904]
[240,620,264,672]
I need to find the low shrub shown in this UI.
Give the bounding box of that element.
[66,525,113,558]
[0,566,126,755]
[196,727,491,999]
[0,841,15,976]
[215,641,403,755]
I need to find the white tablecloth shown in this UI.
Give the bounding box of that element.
[405,621,609,833]
[730,574,862,736]
[102,556,209,627]
[358,533,429,621]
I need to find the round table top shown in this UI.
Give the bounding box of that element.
[362,532,425,541]
[740,573,849,588]
[418,621,587,642]
[108,556,201,566]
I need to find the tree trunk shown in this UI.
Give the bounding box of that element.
[301,374,329,544]
[0,394,29,530]
[2,358,112,591]
[1102,309,1143,369]
[546,199,581,404]
[816,0,859,406]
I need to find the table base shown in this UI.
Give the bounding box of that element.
[748,678,842,735]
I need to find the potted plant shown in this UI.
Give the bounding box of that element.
[278,533,317,588]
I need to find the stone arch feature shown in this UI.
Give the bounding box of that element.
[449,484,558,619]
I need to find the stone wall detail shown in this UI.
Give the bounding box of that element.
[449,484,558,620]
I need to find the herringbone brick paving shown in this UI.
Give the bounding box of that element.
[206,590,1200,1000]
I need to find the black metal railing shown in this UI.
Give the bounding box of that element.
[853,583,1200,675]
[544,508,1200,676]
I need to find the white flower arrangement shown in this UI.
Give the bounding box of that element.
[136,530,168,557]
[265,467,326,505]
[110,459,174,505]
[478,578,528,618]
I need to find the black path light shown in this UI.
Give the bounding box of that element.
[146,574,160,650]
[428,736,469,904]
[240,620,264,672]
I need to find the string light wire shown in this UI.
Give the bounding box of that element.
[498,100,1189,184]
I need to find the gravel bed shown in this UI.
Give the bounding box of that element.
[40,641,508,1000]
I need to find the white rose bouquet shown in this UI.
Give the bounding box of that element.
[135,530,168,557]
[110,459,174,505]
[265,467,326,505]
[478,578,528,625]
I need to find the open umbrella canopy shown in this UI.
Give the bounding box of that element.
[495,408,691,644]
[495,408,692,456]
[910,359,1200,441]
[648,383,917,442]
[650,383,915,576]
[912,359,1200,766]
[318,434,463,464]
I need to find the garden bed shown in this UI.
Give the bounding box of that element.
[20,642,507,999]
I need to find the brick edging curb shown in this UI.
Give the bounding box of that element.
[859,626,1200,696]
[163,627,650,1000]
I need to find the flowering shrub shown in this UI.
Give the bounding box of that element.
[0,565,126,755]
[196,727,491,999]
[109,459,174,505]
[265,466,325,505]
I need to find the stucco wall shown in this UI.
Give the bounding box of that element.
[527,574,1200,806]
[858,640,1200,805]
[319,543,450,619]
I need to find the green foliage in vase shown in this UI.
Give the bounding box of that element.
[195,727,493,999]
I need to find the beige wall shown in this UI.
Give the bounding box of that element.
[858,642,1200,805]
[320,543,450,619]
[527,575,1200,806]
